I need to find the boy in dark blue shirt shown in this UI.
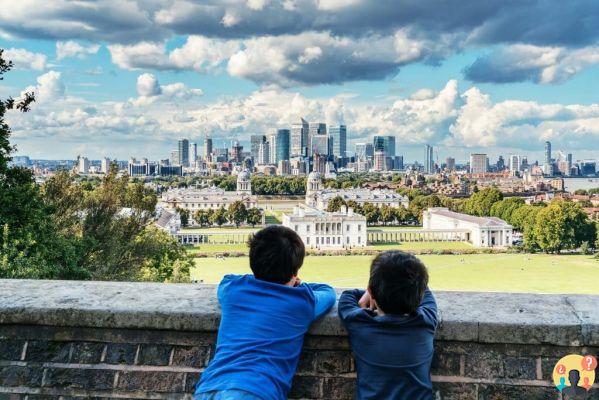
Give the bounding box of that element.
[195,226,336,400]
[338,251,438,400]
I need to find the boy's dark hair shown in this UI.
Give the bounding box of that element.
[248,226,305,284]
[368,251,428,315]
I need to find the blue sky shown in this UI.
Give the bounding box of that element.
[1,0,598,163]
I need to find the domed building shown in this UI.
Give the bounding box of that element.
[159,170,257,225]
[236,170,252,195]
[305,171,409,210]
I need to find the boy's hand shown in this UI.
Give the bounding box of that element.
[359,291,376,310]
[293,277,302,287]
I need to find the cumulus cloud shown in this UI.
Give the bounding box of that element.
[9,71,598,160]
[56,41,100,60]
[21,71,65,102]
[227,31,439,87]
[108,36,239,72]
[4,48,46,70]
[136,73,161,96]
[464,44,599,84]
[1,0,597,85]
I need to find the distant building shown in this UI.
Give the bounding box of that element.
[423,207,513,247]
[424,145,434,174]
[282,205,367,249]
[271,129,290,163]
[158,164,182,176]
[203,137,213,161]
[309,122,328,157]
[159,171,257,217]
[170,150,180,165]
[374,136,396,157]
[329,125,347,158]
[128,158,155,176]
[250,135,266,161]
[258,141,270,165]
[469,153,488,174]
[291,117,309,157]
[192,143,198,164]
[154,208,181,235]
[278,159,291,175]
[305,172,408,209]
[373,151,387,171]
[230,141,243,163]
[78,157,90,174]
[355,143,374,160]
[445,157,456,171]
[178,138,190,167]
[101,157,111,174]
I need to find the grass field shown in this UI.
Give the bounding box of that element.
[186,241,474,254]
[191,253,599,294]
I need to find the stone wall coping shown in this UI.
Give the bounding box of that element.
[0,279,597,346]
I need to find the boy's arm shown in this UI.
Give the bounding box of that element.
[305,283,337,320]
[338,289,365,322]
[418,288,438,327]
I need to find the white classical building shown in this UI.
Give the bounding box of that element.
[305,172,409,210]
[159,171,257,215]
[423,207,513,247]
[282,205,367,249]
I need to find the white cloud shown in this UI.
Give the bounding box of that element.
[20,70,65,102]
[136,73,161,97]
[108,36,239,72]
[56,41,100,60]
[4,48,46,70]
[464,44,599,84]
[7,74,599,159]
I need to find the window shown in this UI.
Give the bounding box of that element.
[316,237,319,245]
[307,225,310,232]
[346,225,350,232]
[358,237,361,244]
[347,237,350,244]
[326,237,330,244]
[358,225,362,231]
[307,237,310,245]
[295,225,298,231]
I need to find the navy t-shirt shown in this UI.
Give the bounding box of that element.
[338,289,438,400]
[196,274,336,400]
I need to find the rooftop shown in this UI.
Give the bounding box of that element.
[427,207,512,228]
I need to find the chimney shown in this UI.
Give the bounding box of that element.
[348,207,354,216]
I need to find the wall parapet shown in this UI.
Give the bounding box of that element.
[0,279,598,399]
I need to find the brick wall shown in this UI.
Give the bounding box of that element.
[0,280,598,399]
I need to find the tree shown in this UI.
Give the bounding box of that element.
[361,203,380,225]
[490,197,525,224]
[194,209,211,227]
[534,200,595,253]
[176,207,190,227]
[326,196,346,212]
[574,189,588,195]
[227,201,248,227]
[211,207,228,226]
[463,187,503,216]
[379,205,395,225]
[246,208,262,227]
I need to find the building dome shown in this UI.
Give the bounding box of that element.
[237,170,251,182]
[308,171,322,182]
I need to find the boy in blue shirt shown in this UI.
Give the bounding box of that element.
[195,226,336,400]
[339,251,438,400]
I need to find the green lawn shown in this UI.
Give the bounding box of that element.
[191,253,599,294]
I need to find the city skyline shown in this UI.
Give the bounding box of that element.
[1,1,598,161]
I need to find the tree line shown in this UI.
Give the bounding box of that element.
[0,51,192,282]
[177,201,263,228]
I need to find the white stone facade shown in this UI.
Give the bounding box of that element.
[305,171,409,209]
[422,207,513,247]
[282,205,367,249]
[159,171,257,218]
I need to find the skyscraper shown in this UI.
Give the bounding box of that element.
[271,129,290,164]
[544,141,553,175]
[424,144,434,174]
[469,153,488,174]
[192,143,198,164]
[290,118,309,157]
[251,135,266,161]
[203,136,213,161]
[231,141,243,163]
[445,157,456,171]
[355,143,374,160]
[329,125,347,158]
[509,155,521,172]
[101,157,111,174]
[258,141,270,165]
[373,136,396,157]
[178,138,190,167]
[308,122,327,156]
